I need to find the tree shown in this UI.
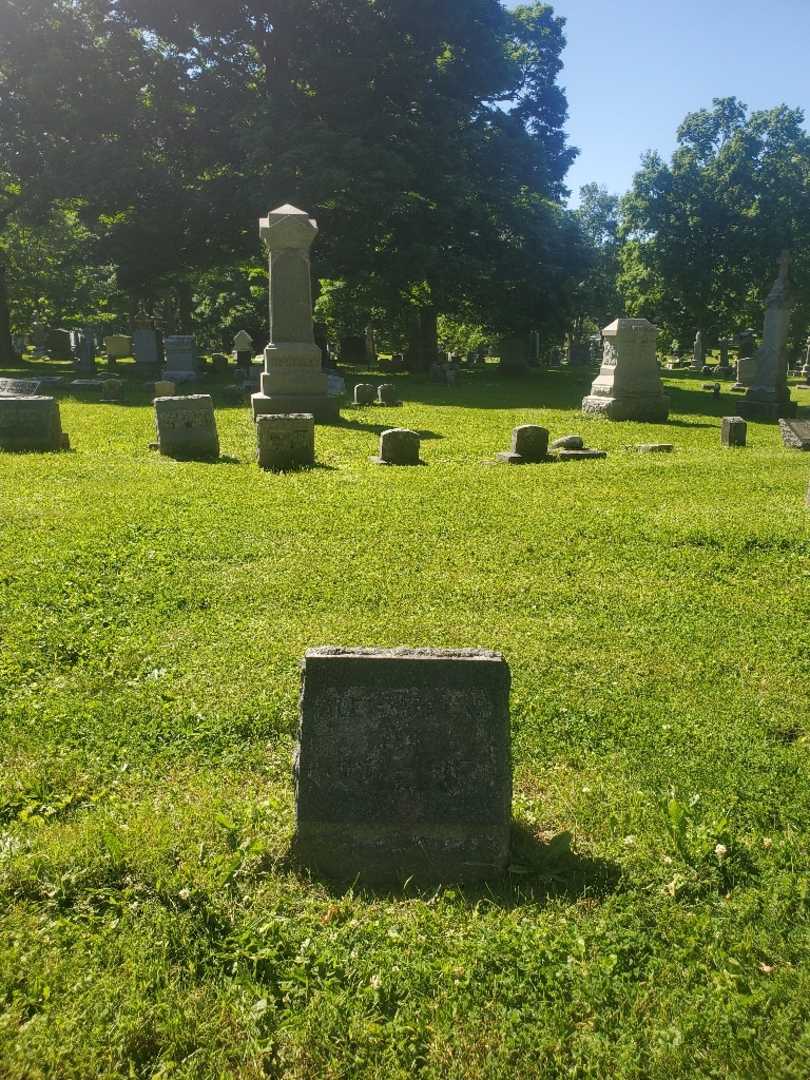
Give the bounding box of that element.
[570,182,623,342]
[618,97,810,351]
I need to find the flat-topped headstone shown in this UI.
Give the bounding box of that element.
[256,413,315,470]
[133,327,162,369]
[0,396,69,452]
[46,328,72,361]
[778,418,810,450]
[294,647,512,883]
[0,378,42,397]
[153,394,219,460]
[104,335,132,359]
[582,318,670,422]
[371,428,421,466]
[721,417,747,448]
[163,335,200,382]
[496,424,549,465]
[353,383,376,406]
[153,380,176,398]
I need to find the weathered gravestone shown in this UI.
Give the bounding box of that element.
[153,380,176,398]
[153,394,219,459]
[256,413,315,470]
[496,425,549,465]
[371,428,421,465]
[233,330,254,370]
[0,396,69,452]
[0,378,42,397]
[104,335,132,360]
[353,383,376,406]
[721,416,747,448]
[582,318,670,422]
[163,335,200,383]
[294,647,512,882]
[252,205,339,423]
[739,254,797,421]
[692,330,705,371]
[46,328,72,361]
[133,327,163,370]
[376,383,401,406]
[778,418,810,450]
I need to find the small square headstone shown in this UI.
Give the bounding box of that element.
[154,394,219,460]
[0,396,69,452]
[256,413,315,471]
[371,428,421,465]
[721,416,747,448]
[295,647,512,882]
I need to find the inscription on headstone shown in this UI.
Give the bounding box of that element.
[153,394,219,459]
[256,413,315,470]
[294,647,512,882]
[0,378,42,397]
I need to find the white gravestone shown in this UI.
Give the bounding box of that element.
[582,318,670,422]
[251,205,339,423]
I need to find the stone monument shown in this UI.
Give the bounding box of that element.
[73,330,97,376]
[233,330,254,370]
[251,205,339,423]
[692,331,704,371]
[256,413,315,470]
[739,253,797,421]
[371,428,421,465]
[163,335,201,383]
[294,647,512,882]
[104,335,132,360]
[0,396,70,452]
[153,394,219,459]
[133,316,163,372]
[581,318,670,422]
[352,383,376,406]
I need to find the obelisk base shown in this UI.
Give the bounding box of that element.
[737,393,797,422]
[252,392,340,423]
[582,393,670,422]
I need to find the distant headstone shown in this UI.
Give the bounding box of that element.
[0,378,42,397]
[153,394,219,460]
[739,255,797,421]
[133,327,162,369]
[582,318,670,422]
[153,380,176,398]
[778,418,810,450]
[376,383,400,406]
[371,428,421,466]
[0,396,69,452]
[496,424,549,465]
[104,334,132,360]
[353,383,376,406]
[294,647,512,882]
[233,330,254,370]
[73,330,97,376]
[252,205,339,423]
[550,434,584,450]
[163,335,200,382]
[692,330,704,371]
[498,335,531,375]
[46,328,72,361]
[256,412,315,470]
[800,335,810,385]
[721,416,747,448]
[210,353,229,376]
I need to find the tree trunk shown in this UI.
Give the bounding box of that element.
[176,280,194,334]
[0,251,14,366]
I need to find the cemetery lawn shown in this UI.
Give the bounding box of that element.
[1,364,809,1079]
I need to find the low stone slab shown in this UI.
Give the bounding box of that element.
[555,449,607,461]
[256,413,315,470]
[778,418,810,450]
[0,378,42,397]
[550,434,584,450]
[0,396,69,452]
[154,394,219,460]
[294,647,512,883]
[721,417,747,448]
[634,443,674,453]
[371,428,421,466]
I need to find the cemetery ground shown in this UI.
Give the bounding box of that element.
[1,362,809,1079]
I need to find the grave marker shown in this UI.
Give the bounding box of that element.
[0,396,69,452]
[256,413,315,470]
[153,394,219,459]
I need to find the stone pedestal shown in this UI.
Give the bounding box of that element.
[294,647,512,883]
[256,413,315,470]
[582,318,670,422]
[0,396,69,452]
[251,205,340,423]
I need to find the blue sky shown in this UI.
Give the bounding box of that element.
[534,0,810,203]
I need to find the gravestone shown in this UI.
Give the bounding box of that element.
[104,334,132,360]
[163,335,200,383]
[256,412,315,470]
[371,428,421,465]
[73,330,97,375]
[733,329,757,388]
[252,205,339,423]
[0,378,42,396]
[721,416,747,448]
[376,383,400,406]
[233,330,254,370]
[0,396,69,452]
[153,394,219,460]
[582,318,670,421]
[211,353,229,376]
[717,337,734,376]
[294,647,512,883]
[133,327,163,370]
[496,424,549,465]
[153,380,176,398]
[353,383,376,406]
[692,330,704,371]
[739,254,797,421]
[46,328,72,361]
[799,335,810,387]
[778,418,810,450]
[498,335,531,375]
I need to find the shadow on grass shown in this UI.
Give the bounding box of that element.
[281,821,620,910]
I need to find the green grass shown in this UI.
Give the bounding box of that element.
[1,362,809,1078]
